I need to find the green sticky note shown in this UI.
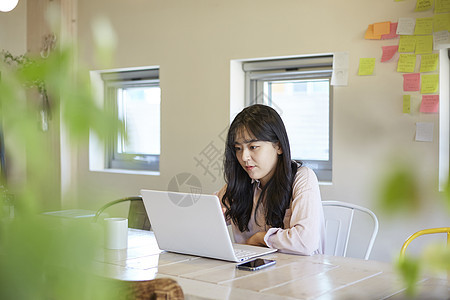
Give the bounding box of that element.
[420,53,439,72]
[414,17,434,35]
[435,0,450,13]
[403,95,411,113]
[397,54,417,73]
[358,58,376,75]
[415,0,434,12]
[421,74,439,93]
[433,13,450,32]
[399,36,416,53]
[415,35,433,54]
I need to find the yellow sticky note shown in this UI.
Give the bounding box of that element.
[415,35,433,54]
[365,24,382,40]
[421,74,439,93]
[435,0,450,13]
[420,53,439,72]
[397,54,417,72]
[433,13,450,32]
[358,58,376,75]
[399,35,416,52]
[415,0,434,11]
[374,22,391,35]
[403,95,411,114]
[414,17,434,35]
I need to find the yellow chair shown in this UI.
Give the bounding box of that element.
[400,227,450,257]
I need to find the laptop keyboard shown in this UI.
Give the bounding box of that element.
[234,248,258,260]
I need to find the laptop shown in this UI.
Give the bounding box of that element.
[140,189,277,262]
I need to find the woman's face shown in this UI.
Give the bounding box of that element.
[234,129,282,187]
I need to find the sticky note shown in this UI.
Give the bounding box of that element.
[421,74,439,93]
[397,54,417,72]
[374,22,391,35]
[415,122,434,142]
[435,0,450,13]
[403,95,411,113]
[358,58,376,75]
[381,22,399,40]
[420,53,439,72]
[414,17,434,35]
[415,35,433,54]
[420,95,439,113]
[403,73,421,91]
[365,24,382,40]
[399,35,416,52]
[333,52,350,69]
[381,45,398,62]
[434,30,450,50]
[396,18,416,35]
[415,0,434,12]
[433,13,450,32]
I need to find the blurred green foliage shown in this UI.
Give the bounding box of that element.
[378,162,450,296]
[378,165,422,216]
[0,35,124,299]
[396,256,421,297]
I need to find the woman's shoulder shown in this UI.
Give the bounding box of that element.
[292,165,319,190]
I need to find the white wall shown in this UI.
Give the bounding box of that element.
[71,0,447,262]
[0,0,27,189]
[0,0,26,55]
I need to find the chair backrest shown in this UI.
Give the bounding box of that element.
[94,196,151,230]
[400,227,450,257]
[128,198,151,230]
[322,200,379,260]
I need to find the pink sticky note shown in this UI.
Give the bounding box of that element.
[381,22,399,40]
[403,73,420,91]
[381,45,398,62]
[420,95,439,113]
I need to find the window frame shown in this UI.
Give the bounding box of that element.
[243,55,333,182]
[101,68,160,172]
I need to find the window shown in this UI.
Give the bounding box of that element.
[101,68,160,171]
[244,55,333,181]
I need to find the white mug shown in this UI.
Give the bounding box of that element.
[104,217,128,249]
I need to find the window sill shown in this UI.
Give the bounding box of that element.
[90,168,160,176]
[319,181,333,186]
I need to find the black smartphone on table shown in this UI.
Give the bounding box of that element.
[236,258,276,271]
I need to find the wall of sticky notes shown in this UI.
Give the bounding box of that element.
[362,0,448,143]
[358,0,450,142]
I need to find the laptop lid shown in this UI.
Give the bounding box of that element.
[140,189,276,262]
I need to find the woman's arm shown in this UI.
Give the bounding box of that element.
[246,231,267,247]
[263,167,325,255]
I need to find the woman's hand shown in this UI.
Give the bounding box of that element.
[246,231,268,247]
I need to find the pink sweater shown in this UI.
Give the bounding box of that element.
[217,166,325,255]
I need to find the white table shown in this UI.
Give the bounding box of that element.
[93,229,449,299]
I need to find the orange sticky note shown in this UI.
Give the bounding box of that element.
[365,24,382,40]
[374,22,391,35]
[420,95,439,113]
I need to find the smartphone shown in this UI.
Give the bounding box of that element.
[236,258,276,271]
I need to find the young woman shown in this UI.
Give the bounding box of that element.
[216,104,325,255]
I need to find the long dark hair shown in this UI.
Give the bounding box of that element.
[222,104,299,232]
